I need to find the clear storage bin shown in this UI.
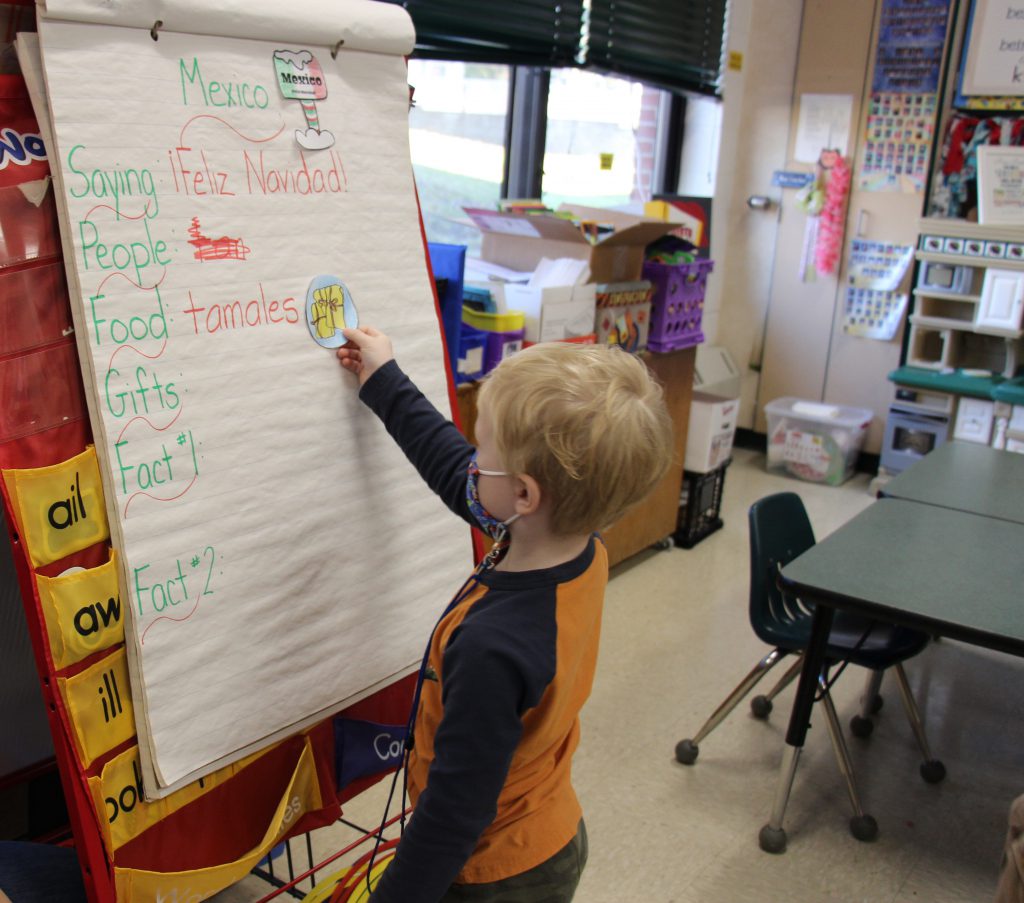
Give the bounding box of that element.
[764,397,872,486]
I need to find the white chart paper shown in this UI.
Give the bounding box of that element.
[32,5,471,795]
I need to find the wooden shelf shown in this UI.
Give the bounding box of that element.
[918,217,1024,243]
[910,313,975,331]
[911,288,979,303]
[915,250,1024,271]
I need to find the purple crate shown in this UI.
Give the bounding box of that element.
[483,328,524,373]
[642,258,714,353]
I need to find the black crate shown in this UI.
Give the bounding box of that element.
[673,461,729,549]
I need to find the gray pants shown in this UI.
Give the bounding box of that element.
[440,820,588,903]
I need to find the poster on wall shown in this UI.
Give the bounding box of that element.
[872,0,950,94]
[843,287,908,339]
[960,0,1024,97]
[859,92,938,192]
[27,1,472,797]
[794,94,853,164]
[842,239,913,339]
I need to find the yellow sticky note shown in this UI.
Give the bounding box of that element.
[3,447,109,567]
[59,647,135,767]
[599,152,614,171]
[728,51,743,71]
[37,549,123,669]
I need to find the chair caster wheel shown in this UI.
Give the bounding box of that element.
[920,759,946,784]
[850,814,878,842]
[870,693,884,714]
[849,715,874,738]
[759,824,787,853]
[675,739,699,765]
[652,538,672,551]
[750,695,773,719]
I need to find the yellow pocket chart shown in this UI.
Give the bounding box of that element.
[88,744,248,852]
[113,740,321,901]
[2,447,109,567]
[59,647,135,766]
[37,549,122,669]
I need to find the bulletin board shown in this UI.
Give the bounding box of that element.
[23,0,471,800]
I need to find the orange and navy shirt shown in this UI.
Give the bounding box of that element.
[360,361,608,903]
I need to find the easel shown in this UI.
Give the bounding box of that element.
[0,6,448,898]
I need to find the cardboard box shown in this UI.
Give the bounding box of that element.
[464,204,674,284]
[685,391,739,473]
[501,283,597,344]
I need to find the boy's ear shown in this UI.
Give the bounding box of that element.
[513,473,543,517]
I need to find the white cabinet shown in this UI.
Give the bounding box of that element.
[977,269,1024,333]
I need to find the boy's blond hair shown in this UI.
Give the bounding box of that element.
[478,343,674,536]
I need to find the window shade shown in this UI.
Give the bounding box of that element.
[584,0,728,95]
[378,0,727,94]
[382,0,586,66]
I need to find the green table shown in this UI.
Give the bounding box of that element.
[882,440,1024,525]
[764,498,1024,852]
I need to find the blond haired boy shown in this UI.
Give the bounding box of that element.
[337,327,673,903]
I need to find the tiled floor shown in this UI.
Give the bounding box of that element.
[217,448,1023,902]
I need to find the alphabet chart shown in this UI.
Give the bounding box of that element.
[29,1,471,796]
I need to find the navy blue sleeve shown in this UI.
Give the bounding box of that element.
[368,597,558,903]
[359,360,476,528]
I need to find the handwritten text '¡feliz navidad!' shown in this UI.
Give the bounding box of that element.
[165,145,347,197]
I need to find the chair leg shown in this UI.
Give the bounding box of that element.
[891,663,947,784]
[675,648,787,764]
[860,669,884,717]
[751,654,804,719]
[850,669,885,738]
[818,674,879,842]
[760,744,801,853]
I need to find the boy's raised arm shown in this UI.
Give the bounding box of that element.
[337,327,476,527]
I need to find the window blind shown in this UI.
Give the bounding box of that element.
[378,0,727,94]
[583,0,728,95]
[382,0,586,67]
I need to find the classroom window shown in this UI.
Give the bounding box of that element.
[541,69,668,208]
[408,60,511,255]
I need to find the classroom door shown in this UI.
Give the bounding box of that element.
[754,1,878,438]
[702,0,803,431]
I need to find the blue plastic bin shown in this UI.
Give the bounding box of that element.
[427,242,467,379]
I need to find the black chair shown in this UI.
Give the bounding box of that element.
[674,492,945,847]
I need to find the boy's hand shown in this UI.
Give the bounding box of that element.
[337,326,394,387]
